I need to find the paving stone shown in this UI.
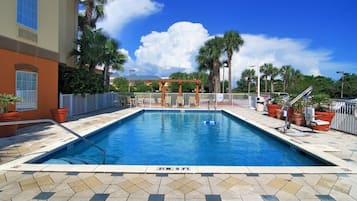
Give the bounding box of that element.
[111,173,123,176]
[156,173,168,177]
[316,177,337,189]
[267,177,288,190]
[90,193,109,201]
[33,192,55,200]
[36,175,54,187]
[205,194,222,201]
[148,194,165,201]
[281,181,303,194]
[19,177,39,191]
[68,179,90,192]
[261,195,279,201]
[83,176,103,189]
[316,194,336,201]
[201,173,214,177]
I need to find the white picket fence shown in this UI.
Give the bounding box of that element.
[330,100,357,135]
[59,92,119,117]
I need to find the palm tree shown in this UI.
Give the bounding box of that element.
[241,69,255,94]
[280,65,292,92]
[260,63,272,93]
[223,30,244,93]
[197,46,214,92]
[290,68,302,92]
[269,66,280,93]
[79,0,106,30]
[196,36,225,93]
[102,39,126,90]
[72,27,108,72]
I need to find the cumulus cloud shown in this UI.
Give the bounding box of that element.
[127,22,334,86]
[230,34,333,83]
[97,0,163,36]
[134,21,209,74]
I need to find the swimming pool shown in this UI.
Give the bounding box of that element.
[32,110,331,166]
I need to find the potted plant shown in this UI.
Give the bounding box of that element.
[291,99,305,126]
[267,93,283,118]
[311,93,335,131]
[0,93,22,137]
[50,108,69,123]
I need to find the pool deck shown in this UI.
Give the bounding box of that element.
[0,106,356,201]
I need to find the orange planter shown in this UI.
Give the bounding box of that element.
[267,104,281,117]
[313,111,335,131]
[50,108,69,123]
[292,112,304,126]
[0,111,21,137]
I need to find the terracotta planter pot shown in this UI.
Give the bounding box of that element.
[0,111,21,137]
[312,111,335,131]
[293,112,304,126]
[267,104,281,117]
[51,108,69,123]
[276,108,283,119]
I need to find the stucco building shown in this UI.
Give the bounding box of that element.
[0,0,78,120]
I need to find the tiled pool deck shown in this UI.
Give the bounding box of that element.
[0,106,356,201]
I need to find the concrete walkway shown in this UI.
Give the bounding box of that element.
[0,106,356,201]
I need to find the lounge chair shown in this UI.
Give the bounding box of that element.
[176,96,184,107]
[165,96,172,107]
[305,106,329,129]
[189,96,197,107]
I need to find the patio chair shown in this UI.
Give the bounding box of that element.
[176,96,184,107]
[165,96,172,107]
[189,96,197,107]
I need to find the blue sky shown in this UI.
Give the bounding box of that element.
[96,0,357,83]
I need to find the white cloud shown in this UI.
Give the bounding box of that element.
[230,34,333,84]
[134,21,209,74]
[97,0,163,37]
[128,23,335,86]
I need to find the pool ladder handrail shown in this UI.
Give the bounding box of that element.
[0,119,106,164]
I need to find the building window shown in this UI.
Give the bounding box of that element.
[16,71,38,111]
[16,0,38,30]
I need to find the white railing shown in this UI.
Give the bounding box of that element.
[60,92,119,117]
[330,100,357,135]
[133,93,250,108]
[60,92,251,117]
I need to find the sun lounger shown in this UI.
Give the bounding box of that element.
[176,96,184,107]
[165,96,172,107]
[189,96,197,107]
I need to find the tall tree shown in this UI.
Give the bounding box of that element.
[102,39,126,90]
[260,63,272,93]
[269,65,280,93]
[72,27,108,72]
[241,69,255,94]
[79,0,106,30]
[280,65,292,92]
[197,46,214,92]
[196,36,224,93]
[223,30,244,93]
[289,68,302,93]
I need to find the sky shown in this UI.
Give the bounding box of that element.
[95,0,357,85]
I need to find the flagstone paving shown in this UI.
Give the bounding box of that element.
[0,106,356,200]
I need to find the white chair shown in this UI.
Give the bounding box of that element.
[176,96,184,107]
[165,96,172,107]
[189,96,197,107]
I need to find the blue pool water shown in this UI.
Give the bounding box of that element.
[34,110,330,166]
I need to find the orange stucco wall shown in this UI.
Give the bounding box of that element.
[0,49,58,119]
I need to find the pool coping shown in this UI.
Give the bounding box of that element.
[1,108,356,174]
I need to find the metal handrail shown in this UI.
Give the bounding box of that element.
[0,119,106,164]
